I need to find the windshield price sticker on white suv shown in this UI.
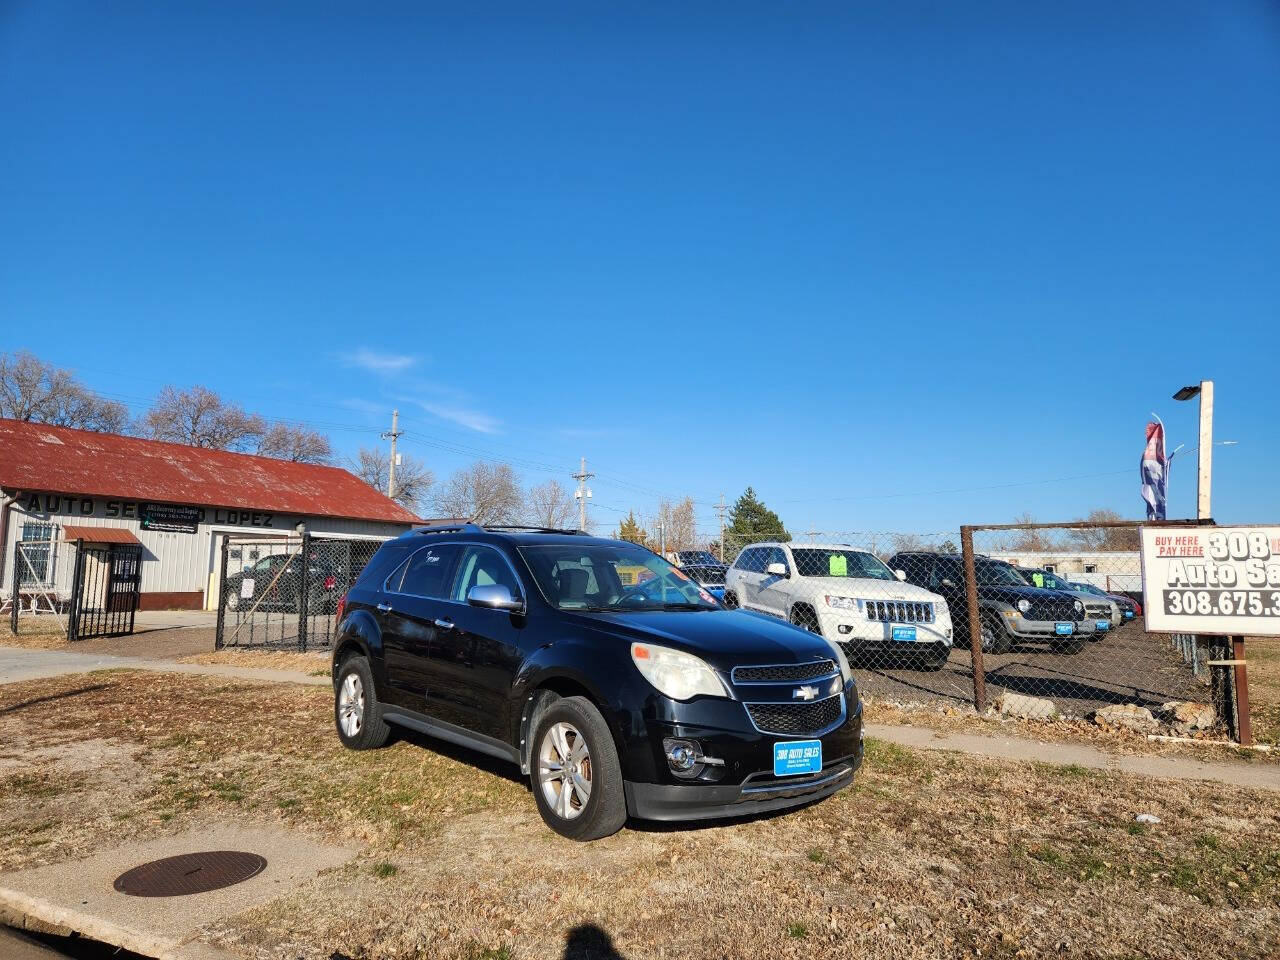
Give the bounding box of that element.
[1140,526,1280,635]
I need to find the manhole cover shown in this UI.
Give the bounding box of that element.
[113,851,267,897]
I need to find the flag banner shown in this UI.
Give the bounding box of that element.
[1141,420,1168,520]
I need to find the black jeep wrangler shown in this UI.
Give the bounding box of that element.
[331,524,863,840]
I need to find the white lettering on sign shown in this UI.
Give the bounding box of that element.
[1141,527,1280,636]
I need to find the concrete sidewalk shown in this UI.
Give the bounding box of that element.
[866,722,1280,793]
[0,646,327,688]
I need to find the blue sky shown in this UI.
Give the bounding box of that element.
[2,1,1277,538]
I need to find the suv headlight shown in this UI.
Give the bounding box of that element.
[1074,599,1084,613]
[825,595,858,610]
[828,640,854,686]
[1016,599,1031,613]
[631,643,728,701]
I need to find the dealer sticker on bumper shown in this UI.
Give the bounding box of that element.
[1096,619,1110,631]
[774,739,822,777]
[1055,622,1074,635]
[891,625,917,642]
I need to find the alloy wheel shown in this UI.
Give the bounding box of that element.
[538,721,592,820]
[338,672,364,737]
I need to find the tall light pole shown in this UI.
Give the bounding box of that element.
[572,457,593,531]
[1173,381,1213,520]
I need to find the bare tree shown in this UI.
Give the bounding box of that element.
[525,478,576,529]
[1008,512,1052,552]
[1067,508,1140,551]
[141,385,266,450]
[349,447,433,513]
[433,461,523,524]
[257,423,333,464]
[888,532,926,555]
[0,351,128,432]
[648,497,697,553]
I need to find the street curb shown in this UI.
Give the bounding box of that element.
[0,886,240,959]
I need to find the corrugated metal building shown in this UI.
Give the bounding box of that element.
[0,419,419,610]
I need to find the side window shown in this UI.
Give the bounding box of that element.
[733,549,753,573]
[452,545,522,602]
[932,559,960,587]
[742,548,764,573]
[399,544,461,598]
[768,547,788,571]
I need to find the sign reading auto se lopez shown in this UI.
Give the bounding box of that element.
[1140,526,1280,636]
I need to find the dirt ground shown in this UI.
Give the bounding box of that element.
[2,670,1279,960]
[854,621,1208,718]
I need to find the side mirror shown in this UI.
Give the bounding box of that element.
[467,583,524,612]
[765,562,788,577]
[894,569,907,582]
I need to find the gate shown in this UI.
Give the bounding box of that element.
[68,543,142,640]
[214,532,386,651]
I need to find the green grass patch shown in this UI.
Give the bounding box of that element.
[806,848,826,864]
[1027,845,1064,866]
[786,923,809,939]
[372,862,399,878]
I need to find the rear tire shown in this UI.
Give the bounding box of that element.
[334,656,390,750]
[530,695,627,842]
[722,591,739,610]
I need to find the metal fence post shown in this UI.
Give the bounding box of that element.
[297,528,311,653]
[960,526,987,712]
[66,540,85,643]
[214,536,230,650]
[9,539,18,634]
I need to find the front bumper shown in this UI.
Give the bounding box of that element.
[816,609,952,648]
[622,691,863,822]
[1001,612,1091,639]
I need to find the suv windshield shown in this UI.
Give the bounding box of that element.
[975,560,1030,587]
[792,548,895,580]
[519,542,719,612]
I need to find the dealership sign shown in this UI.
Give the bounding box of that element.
[1140,526,1280,635]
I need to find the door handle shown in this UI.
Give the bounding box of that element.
[433,618,454,630]
[376,603,393,613]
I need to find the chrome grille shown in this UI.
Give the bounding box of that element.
[732,660,838,684]
[745,695,844,736]
[865,600,934,624]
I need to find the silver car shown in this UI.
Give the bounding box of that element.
[1016,567,1120,637]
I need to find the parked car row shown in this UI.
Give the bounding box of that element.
[717,544,1140,668]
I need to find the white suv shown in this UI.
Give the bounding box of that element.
[725,542,954,671]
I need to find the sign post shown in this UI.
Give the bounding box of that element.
[1140,525,1280,745]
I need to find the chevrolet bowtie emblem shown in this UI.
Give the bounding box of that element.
[793,685,819,701]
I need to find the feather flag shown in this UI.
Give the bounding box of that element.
[1141,420,1168,520]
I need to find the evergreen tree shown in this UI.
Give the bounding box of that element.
[616,510,650,548]
[724,487,789,556]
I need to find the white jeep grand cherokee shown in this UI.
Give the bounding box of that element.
[724,542,954,671]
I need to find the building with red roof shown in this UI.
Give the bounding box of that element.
[0,418,419,610]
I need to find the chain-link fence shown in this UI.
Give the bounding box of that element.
[716,519,1253,742]
[5,533,70,636]
[215,533,385,651]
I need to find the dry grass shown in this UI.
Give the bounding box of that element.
[1,671,1278,959]
[177,649,331,674]
[1248,637,1280,746]
[0,618,71,650]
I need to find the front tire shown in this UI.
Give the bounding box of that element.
[790,604,822,636]
[980,616,1013,655]
[530,695,626,842]
[334,656,390,750]
[915,643,950,672]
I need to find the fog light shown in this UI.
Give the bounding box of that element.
[663,738,706,779]
[838,624,852,634]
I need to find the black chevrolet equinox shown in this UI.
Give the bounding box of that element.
[331,524,863,840]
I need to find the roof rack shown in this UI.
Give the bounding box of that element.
[412,522,586,537]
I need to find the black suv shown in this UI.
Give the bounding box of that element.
[331,524,863,841]
[887,552,1087,655]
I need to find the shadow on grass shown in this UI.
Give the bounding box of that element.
[0,683,111,715]
[564,923,627,959]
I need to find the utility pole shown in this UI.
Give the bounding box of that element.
[382,409,402,500]
[716,493,727,562]
[572,457,594,532]
[1197,380,1214,520]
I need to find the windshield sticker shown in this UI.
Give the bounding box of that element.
[829,554,848,577]
[698,588,715,604]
